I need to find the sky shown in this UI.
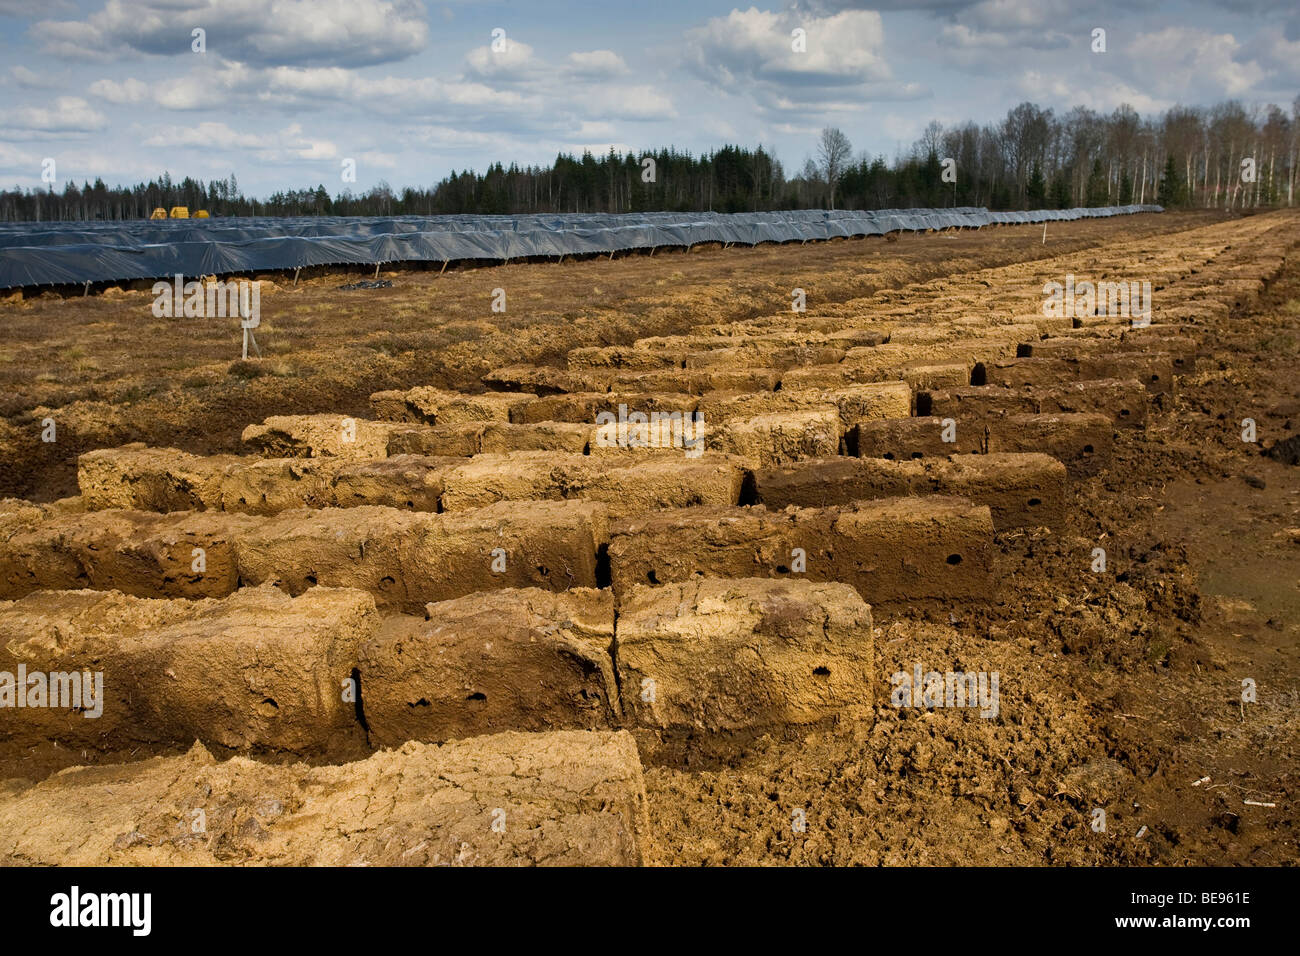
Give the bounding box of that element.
[1,0,1297,197]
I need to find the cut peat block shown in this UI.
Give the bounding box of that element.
[752,453,1066,530]
[0,731,650,866]
[607,498,995,604]
[616,577,873,755]
[358,587,619,747]
[0,584,378,757]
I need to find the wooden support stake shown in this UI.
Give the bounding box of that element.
[82,281,90,297]
[374,262,381,278]
[439,260,448,274]
[293,267,301,286]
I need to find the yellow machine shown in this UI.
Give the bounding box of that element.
[149,207,207,219]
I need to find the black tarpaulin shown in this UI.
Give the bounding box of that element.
[0,205,1161,289]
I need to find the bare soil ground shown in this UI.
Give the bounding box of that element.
[0,211,1226,501]
[643,220,1300,865]
[1,208,1296,866]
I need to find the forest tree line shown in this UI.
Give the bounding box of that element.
[1,96,1296,222]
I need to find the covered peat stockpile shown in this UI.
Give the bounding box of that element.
[0,204,1298,878]
[0,205,1159,291]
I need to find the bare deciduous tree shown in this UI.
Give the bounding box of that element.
[818,127,853,209]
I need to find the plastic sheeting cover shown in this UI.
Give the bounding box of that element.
[0,205,1161,289]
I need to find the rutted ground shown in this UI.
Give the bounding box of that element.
[0,208,1295,865]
